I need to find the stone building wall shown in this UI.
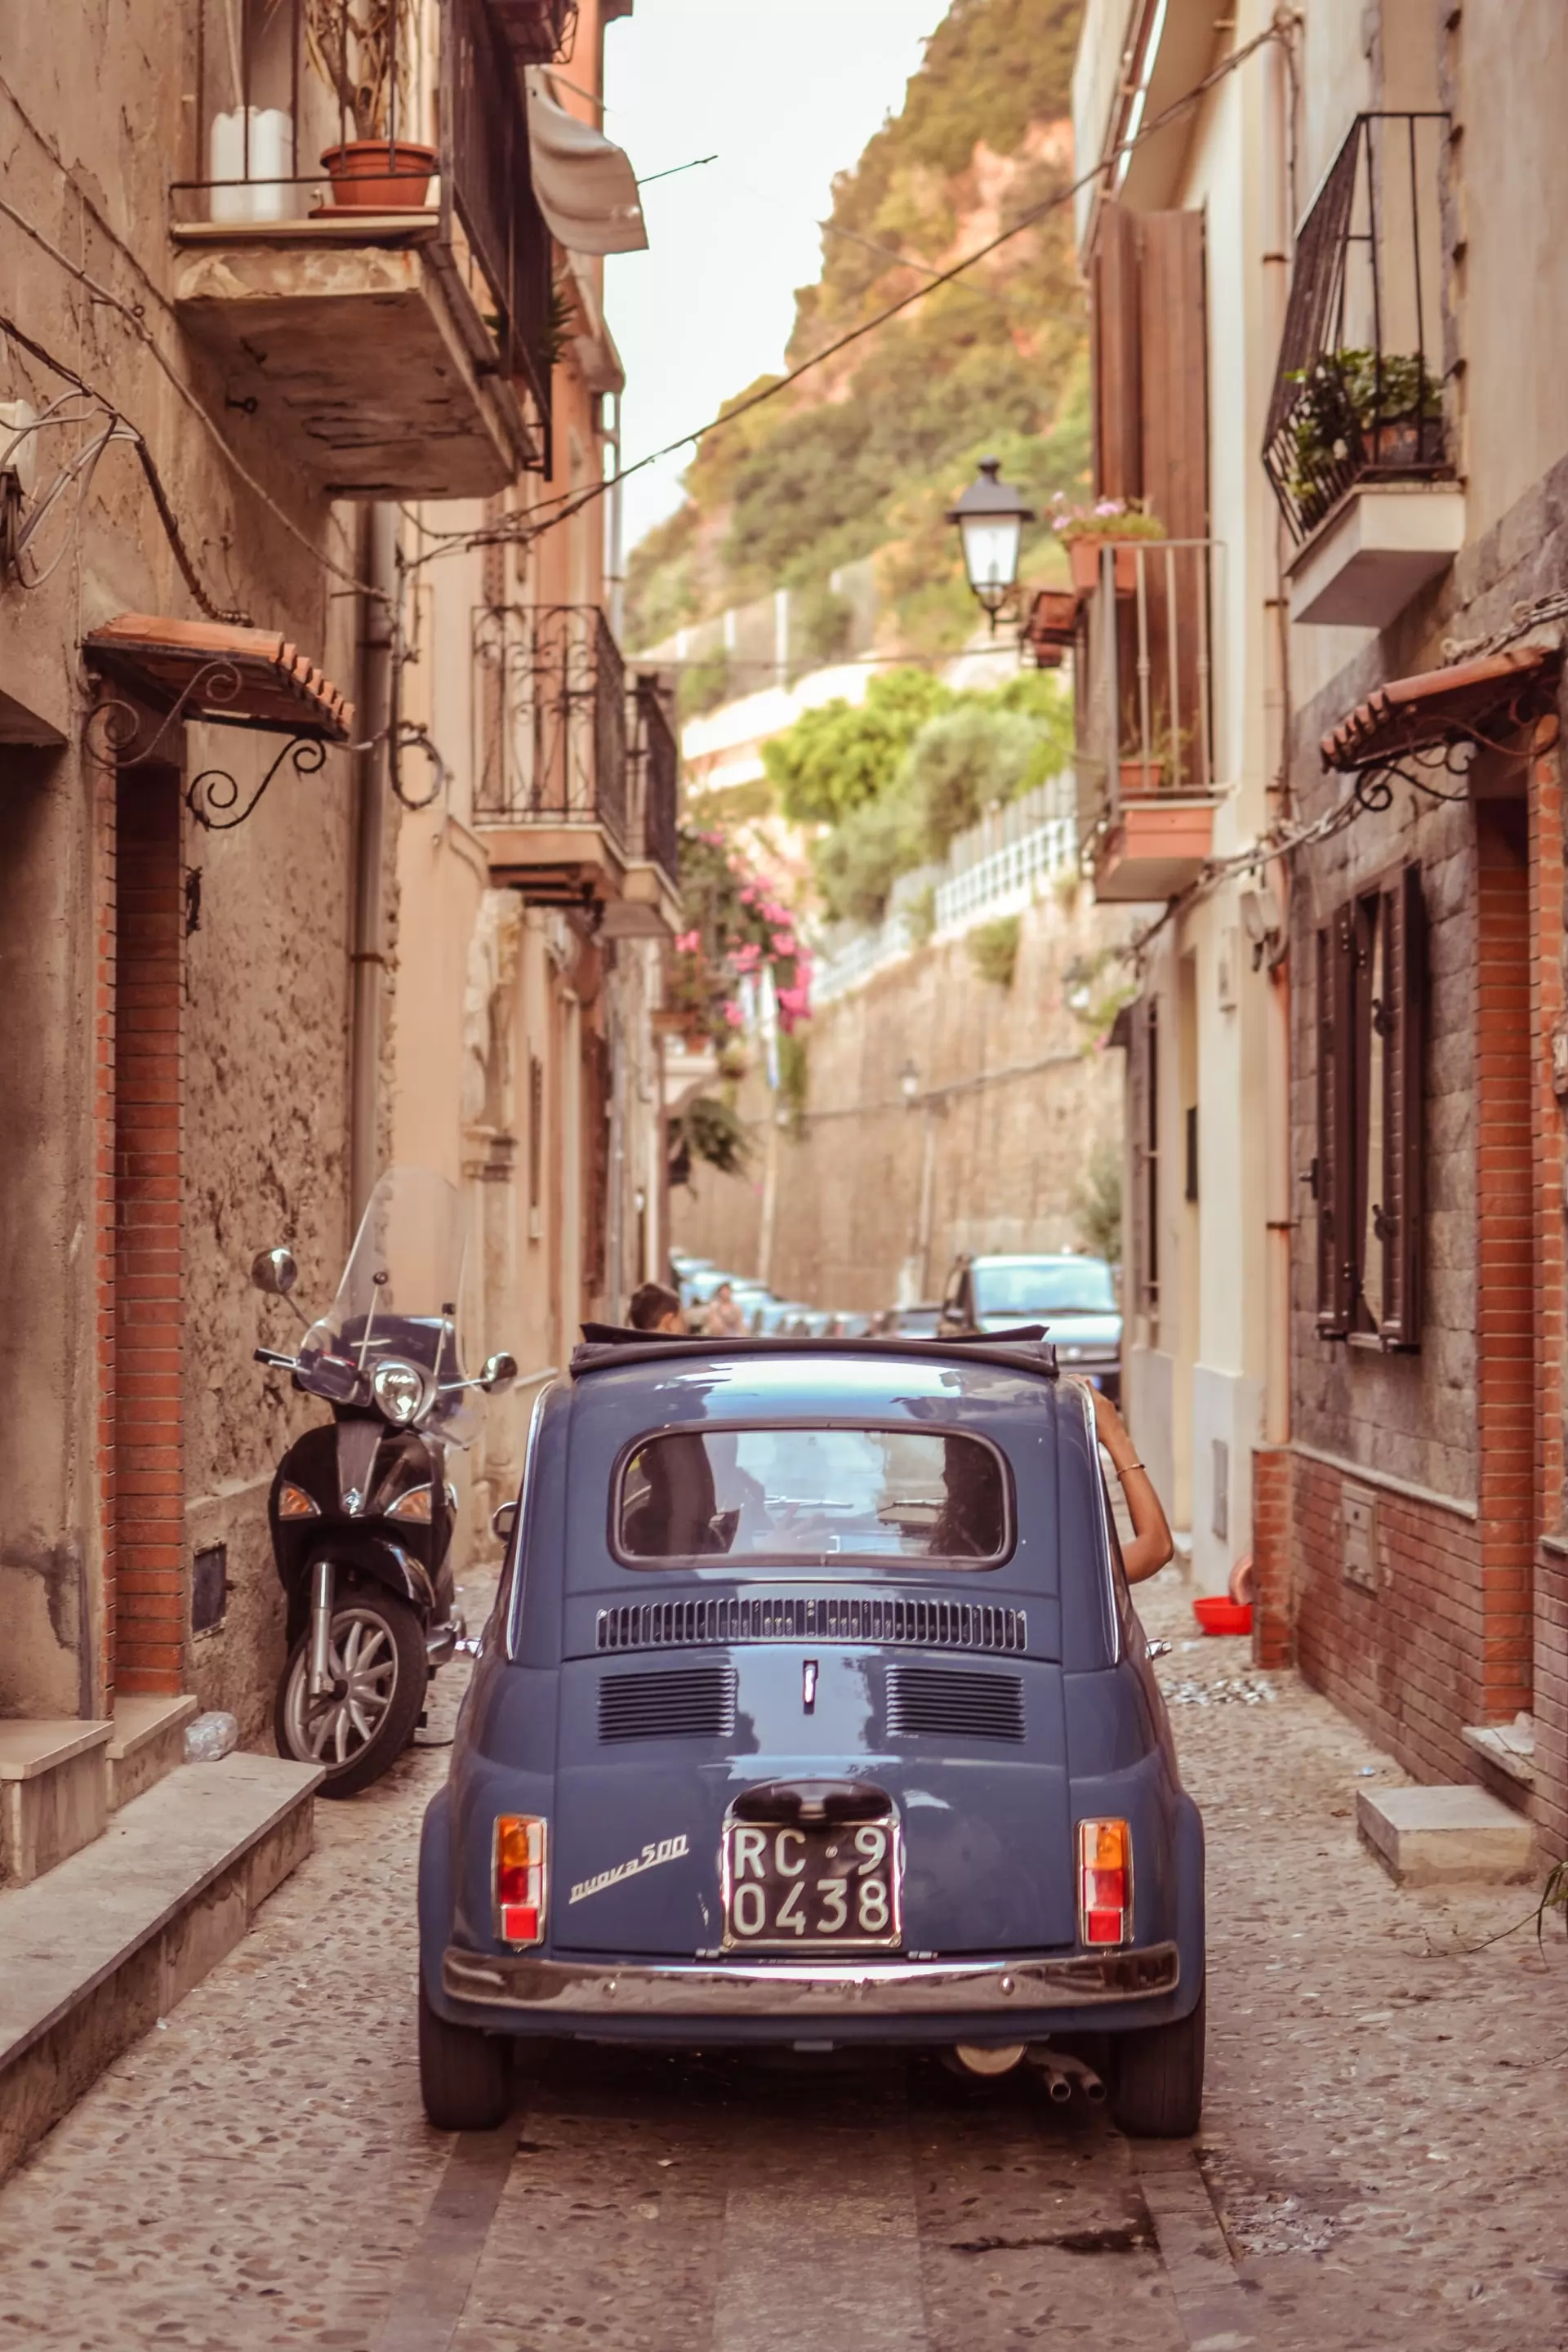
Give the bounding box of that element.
[673,888,1125,1312]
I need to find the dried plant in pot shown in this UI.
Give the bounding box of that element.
[1052,499,1167,598]
[306,0,435,207]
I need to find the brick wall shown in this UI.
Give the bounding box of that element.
[113,768,186,1695]
[1250,1444,1293,1668]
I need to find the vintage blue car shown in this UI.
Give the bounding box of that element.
[416,1330,1205,2135]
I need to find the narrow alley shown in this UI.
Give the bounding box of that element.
[0,1566,1561,2352]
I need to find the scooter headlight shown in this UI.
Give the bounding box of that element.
[371,1358,425,1425]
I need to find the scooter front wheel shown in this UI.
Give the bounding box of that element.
[274,1588,426,1797]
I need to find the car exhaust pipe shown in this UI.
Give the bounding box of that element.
[1027,2049,1107,2105]
[951,2042,1027,2078]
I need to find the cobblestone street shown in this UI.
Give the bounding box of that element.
[0,1569,1561,2352]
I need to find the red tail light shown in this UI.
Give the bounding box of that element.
[494,1815,547,1946]
[1077,1818,1131,1947]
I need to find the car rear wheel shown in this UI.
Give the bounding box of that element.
[274,1588,426,1798]
[418,1981,511,2131]
[1109,1984,1205,2137]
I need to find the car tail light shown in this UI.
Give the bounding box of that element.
[494,1815,547,1946]
[1077,1818,1131,1946]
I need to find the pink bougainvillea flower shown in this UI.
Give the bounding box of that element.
[674,929,702,955]
[723,1000,744,1027]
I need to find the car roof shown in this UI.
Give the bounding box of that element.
[572,1330,1058,1388]
[968,1252,1110,1270]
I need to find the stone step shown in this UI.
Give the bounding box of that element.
[0,1720,113,1886]
[107,1694,200,1811]
[1356,1782,1537,1888]
[0,1750,322,2182]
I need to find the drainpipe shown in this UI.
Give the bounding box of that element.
[350,502,398,1219]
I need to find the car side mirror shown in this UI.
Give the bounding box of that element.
[480,1352,518,1396]
[491,1500,517,1542]
[252,1247,299,1298]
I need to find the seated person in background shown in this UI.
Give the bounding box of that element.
[628,1281,685,1334]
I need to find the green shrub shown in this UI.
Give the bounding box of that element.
[1071,1140,1123,1266]
[967,915,1022,990]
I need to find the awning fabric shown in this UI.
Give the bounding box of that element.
[1320,643,1559,773]
[85,615,352,742]
[524,71,648,256]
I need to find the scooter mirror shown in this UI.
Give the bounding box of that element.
[480,1351,519,1396]
[491,1500,517,1542]
[252,1247,299,1298]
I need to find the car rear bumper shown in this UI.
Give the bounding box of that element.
[442,1941,1179,2025]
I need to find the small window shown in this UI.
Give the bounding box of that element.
[615,1426,1011,1570]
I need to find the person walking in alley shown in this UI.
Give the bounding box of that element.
[628,1281,685,1334]
[1087,1385,1174,1584]
[705,1281,746,1338]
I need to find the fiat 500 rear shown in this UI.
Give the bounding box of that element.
[416,1334,1205,2135]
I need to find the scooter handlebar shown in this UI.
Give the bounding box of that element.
[254,1347,301,1371]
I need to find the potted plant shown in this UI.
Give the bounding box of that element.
[1051,498,1168,597]
[1285,350,1445,528]
[305,0,435,208]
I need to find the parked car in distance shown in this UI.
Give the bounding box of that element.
[416,1327,1205,2137]
[751,1298,813,1335]
[939,1254,1122,1404]
[883,1303,942,1339]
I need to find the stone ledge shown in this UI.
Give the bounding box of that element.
[107,1695,200,1811]
[0,1752,322,2181]
[0,1722,114,1886]
[1356,1784,1536,1888]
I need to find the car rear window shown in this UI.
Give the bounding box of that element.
[972,1260,1116,1316]
[615,1426,1010,1570]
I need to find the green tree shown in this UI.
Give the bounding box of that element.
[763,666,952,825]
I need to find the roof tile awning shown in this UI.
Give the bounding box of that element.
[85,615,353,743]
[1321,643,1560,773]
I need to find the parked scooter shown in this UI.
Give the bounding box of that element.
[251,1166,516,1797]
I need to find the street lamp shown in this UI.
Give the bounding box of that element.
[900,1057,920,1107]
[947,457,1036,626]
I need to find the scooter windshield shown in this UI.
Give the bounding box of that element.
[297,1167,478,1439]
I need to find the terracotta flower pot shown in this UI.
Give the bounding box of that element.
[1119,757,1167,798]
[1065,538,1146,597]
[318,139,438,209]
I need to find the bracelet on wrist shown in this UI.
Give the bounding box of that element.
[1116,1460,1144,1480]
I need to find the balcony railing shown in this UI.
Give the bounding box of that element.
[630,676,680,885]
[180,0,552,451]
[473,605,628,848]
[1263,113,1451,541]
[1073,538,1218,839]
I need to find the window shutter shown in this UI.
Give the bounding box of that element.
[1091,203,1142,502]
[1316,911,1356,1336]
[1378,863,1426,1348]
[1129,993,1152,1315]
[1136,209,1209,541]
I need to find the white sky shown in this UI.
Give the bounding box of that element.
[602,0,947,555]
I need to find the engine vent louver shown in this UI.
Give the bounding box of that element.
[885,1664,1026,1744]
[598,1664,737,1744]
[595,1595,1027,1658]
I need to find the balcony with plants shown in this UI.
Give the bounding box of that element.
[470,604,634,907]
[1065,517,1222,903]
[172,0,556,497]
[1263,111,1461,629]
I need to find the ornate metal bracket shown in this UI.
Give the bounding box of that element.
[186,733,327,831]
[86,656,332,831]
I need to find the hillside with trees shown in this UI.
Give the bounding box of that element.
[627,0,1089,658]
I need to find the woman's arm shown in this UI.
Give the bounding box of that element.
[1089,1386,1174,1584]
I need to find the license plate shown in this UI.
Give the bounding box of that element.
[721,1815,902,1949]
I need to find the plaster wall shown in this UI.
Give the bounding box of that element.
[1,2,367,1729]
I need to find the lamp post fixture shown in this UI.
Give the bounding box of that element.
[900,1056,920,1107]
[947,457,1036,628]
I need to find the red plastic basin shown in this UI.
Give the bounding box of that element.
[1193,1596,1253,1637]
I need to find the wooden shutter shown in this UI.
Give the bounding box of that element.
[1092,203,1143,502]
[1378,863,1426,1348]
[1316,910,1356,1336]
[1129,993,1152,1314]
[1136,210,1209,540]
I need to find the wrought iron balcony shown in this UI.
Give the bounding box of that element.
[473,606,630,906]
[172,0,552,496]
[631,678,679,887]
[1073,538,1220,903]
[1263,114,1451,543]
